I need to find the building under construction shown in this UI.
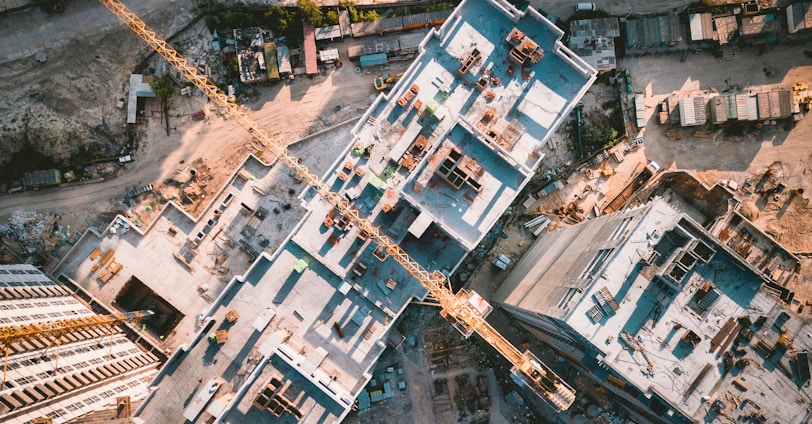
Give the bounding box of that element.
[51,0,596,422]
[494,198,812,423]
[0,264,161,424]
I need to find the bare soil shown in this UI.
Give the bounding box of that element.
[0,6,186,165]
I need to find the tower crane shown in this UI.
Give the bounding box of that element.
[0,310,154,385]
[97,0,576,412]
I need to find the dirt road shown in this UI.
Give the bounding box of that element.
[0,10,409,233]
[530,0,694,20]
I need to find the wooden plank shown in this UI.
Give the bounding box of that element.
[717,323,741,357]
[710,317,735,352]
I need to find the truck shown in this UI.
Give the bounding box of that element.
[374,73,403,91]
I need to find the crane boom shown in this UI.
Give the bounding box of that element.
[0,310,154,347]
[98,0,575,412]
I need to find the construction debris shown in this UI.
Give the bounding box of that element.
[0,210,73,254]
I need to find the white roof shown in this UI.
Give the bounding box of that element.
[679,97,697,126]
[389,122,422,162]
[408,211,433,238]
[736,94,759,120]
[689,14,703,41]
[319,48,340,62]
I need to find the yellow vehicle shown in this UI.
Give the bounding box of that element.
[374,73,403,91]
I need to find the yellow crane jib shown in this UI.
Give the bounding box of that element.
[97,0,575,412]
[0,310,154,346]
[0,309,154,384]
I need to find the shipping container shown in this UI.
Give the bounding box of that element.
[263,42,280,81]
[359,53,388,68]
[303,23,318,75]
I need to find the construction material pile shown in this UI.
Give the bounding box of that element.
[0,210,54,253]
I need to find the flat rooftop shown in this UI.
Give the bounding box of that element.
[53,155,307,344]
[565,200,812,422]
[225,354,347,423]
[349,0,595,253]
[135,234,425,423]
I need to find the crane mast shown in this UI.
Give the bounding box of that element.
[98,0,575,412]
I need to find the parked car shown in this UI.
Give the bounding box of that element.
[576,3,596,12]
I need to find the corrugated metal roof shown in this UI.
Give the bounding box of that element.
[128,74,155,124]
[768,92,782,118]
[693,97,706,124]
[726,95,738,120]
[315,25,342,40]
[23,170,61,187]
[757,92,770,119]
[351,17,403,37]
[787,2,812,33]
[303,23,318,75]
[679,98,697,126]
[625,15,682,47]
[736,94,758,120]
[678,97,705,126]
[402,9,453,27]
[277,45,291,74]
[635,94,645,113]
[346,39,398,59]
[779,90,792,117]
[571,18,620,38]
[757,90,793,119]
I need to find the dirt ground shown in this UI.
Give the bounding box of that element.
[0,5,414,233]
[121,21,414,222]
[0,3,191,165]
[625,42,812,255]
[342,307,532,424]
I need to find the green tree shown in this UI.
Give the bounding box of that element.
[360,9,379,21]
[150,74,175,99]
[204,14,221,31]
[427,2,454,12]
[298,0,323,26]
[265,6,290,32]
[325,10,339,25]
[223,10,237,27]
[347,6,359,22]
[580,122,617,153]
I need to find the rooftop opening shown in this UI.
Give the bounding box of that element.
[689,239,715,262]
[115,276,184,337]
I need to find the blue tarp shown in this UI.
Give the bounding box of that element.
[357,390,371,410]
